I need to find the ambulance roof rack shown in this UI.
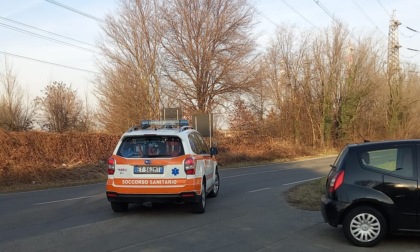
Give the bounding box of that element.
[140,119,190,130]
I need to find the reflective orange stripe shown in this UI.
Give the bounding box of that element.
[106,178,202,195]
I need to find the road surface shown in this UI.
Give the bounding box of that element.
[1,156,419,251]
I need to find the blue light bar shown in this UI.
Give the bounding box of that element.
[179,119,189,127]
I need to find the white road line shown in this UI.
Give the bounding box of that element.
[283,176,323,186]
[248,188,270,193]
[34,194,103,206]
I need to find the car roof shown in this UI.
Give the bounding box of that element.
[121,128,196,137]
[347,139,420,149]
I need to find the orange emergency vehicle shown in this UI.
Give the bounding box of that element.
[106,120,219,213]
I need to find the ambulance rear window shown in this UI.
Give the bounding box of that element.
[117,136,184,158]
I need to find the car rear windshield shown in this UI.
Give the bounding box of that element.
[117,136,184,158]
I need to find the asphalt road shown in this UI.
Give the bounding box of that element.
[1,156,419,252]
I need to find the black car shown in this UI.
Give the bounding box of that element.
[321,139,420,247]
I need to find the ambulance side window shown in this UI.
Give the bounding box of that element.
[188,132,208,154]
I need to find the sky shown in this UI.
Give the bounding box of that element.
[0,0,419,107]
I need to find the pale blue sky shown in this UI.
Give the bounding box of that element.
[0,0,419,105]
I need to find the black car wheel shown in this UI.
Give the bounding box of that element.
[343,206,387,247]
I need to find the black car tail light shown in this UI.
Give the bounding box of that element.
[328,170,344,193]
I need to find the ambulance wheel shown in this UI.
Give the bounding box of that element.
[111,202,128,212]
[208,170,219,198]
[192,182,206,214]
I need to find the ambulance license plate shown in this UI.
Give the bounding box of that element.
[134,166,164,174]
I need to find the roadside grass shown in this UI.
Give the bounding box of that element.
[0,129,336,197]
[0,164,108,193]
[284,177,327,211]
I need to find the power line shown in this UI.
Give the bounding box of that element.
[0,16,96,48]
[313,0,357,41]
[0,50,98,74]
[45,0,103,22]
[280,0,316,27]
[388,13,420,57]
[400,29,418,39]
[376,1,420,37]
[403,26,420,38]
[351,0,385,36]
[406,48,420,52]
[313,0,335,21]
[0,21,101,54]
[406,26,420,33]
[401,50,419,59]
[257,12,278,27]
[376,0,390,17]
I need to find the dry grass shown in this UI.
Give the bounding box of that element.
[0,130,118,193]
[0,130,335,193]
[215,134,321,166]
[284,177,327,211]
[0,164,108,193]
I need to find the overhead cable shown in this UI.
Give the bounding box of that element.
[45,0,103,22]
[313,0,357,41]
[0,16,96,48]
[281,0,316,27]
[407,48,420,52]
[406,26,419,33]
[0,50,98,74]
[351,0,385,36]
[0,22,101,54]
[376,0,390,17]
[257,12,278,27]
[376,1,420,37]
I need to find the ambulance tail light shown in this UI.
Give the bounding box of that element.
[108,158,115,175]
[184,157,196,175]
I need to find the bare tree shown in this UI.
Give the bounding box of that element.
[36,81,83,132]
[161,0,259,114]
[0,58,36,131]
[95,0,258,132]
[76,91,98,132]
[334,37,384,142]
[229,97,257,132]
[96,0,163,134]
[262,24,314,144]
[261,23,390,147]
[393,64,420,138]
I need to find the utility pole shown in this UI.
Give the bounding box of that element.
[388,10,401,84]
[387,10,402,136]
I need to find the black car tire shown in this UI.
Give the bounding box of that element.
[111,202,129,212]
[208,171,220,198]
[192,181,206,214]
[343,206,387,247]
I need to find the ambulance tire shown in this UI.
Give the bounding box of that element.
[208,170,219,198]
[191,181,206,214]
[111,202,129,212]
